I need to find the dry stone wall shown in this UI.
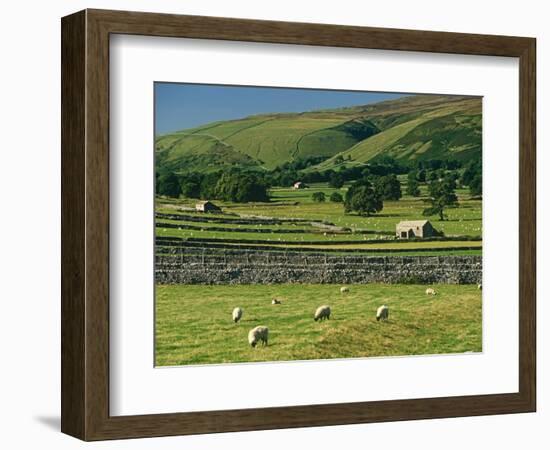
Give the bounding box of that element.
[155,246,482,285]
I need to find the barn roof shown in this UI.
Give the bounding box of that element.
[396,220,430,228]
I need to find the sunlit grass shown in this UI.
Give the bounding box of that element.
[155,283,482,366]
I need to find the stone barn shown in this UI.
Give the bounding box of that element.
[293,181,306,189]
[195,200,222,213]
[396,220,436,239]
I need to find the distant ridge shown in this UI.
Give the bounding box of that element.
[156,94,481,173]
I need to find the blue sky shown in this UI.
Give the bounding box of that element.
[155,83,407,135]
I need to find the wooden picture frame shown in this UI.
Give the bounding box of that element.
[61,9,536,441]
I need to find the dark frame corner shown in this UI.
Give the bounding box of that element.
[61,8,536,441]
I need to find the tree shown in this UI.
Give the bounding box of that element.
[329,192,343,203]
[180,173,202,198]
[427,171,438,182]
[311,192,326,202]
[157,172,182,198]
[234,173,270,202]
[423,179,458,220]
[469,174,482,196]
[461,159,481,187]
[443,172,458,190]
[361,167,371,179]
[374,174,402,201]
[417,169,426,182]
[461,158,482,195]
[199,172,221,199]
[344,180,383,216]
[328,172,344,189]
[277,170,298,187]
[215,171,269,203]
[406,178,421,197]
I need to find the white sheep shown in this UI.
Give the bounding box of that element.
[425,288,437,296]
[340,286,349,294]
[248,326,269,347]
[376,305,389,321]
[232,307,243,323]
[314,305,331,321]
[272,298,282,305]
[477,284,482,290]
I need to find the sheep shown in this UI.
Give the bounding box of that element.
[232,307,243,323]
[248,326,269,347]
[477,283,482,290]
[272,298,282,305]
[314,305,331,321]
[340,286,349,294]
[376,305,389,321]
[425,288,437,296]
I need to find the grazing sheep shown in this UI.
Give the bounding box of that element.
[248,326,269,347]
[376,305,389,321]
[232,307,243,323]
[272,298,282,305]
[425,288,437,296]
[314,305,331,321]
[477,284,482,290]
[340,286,349,294]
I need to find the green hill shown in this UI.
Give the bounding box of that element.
[156,94,481,173]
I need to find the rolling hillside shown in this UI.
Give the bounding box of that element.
[155,94,481,173]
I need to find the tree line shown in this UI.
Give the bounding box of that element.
[156,169,269,203]
[157,155,482,219]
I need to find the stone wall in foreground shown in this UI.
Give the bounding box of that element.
[155,246,482,285]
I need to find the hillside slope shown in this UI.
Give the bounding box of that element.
[156,94,481,173]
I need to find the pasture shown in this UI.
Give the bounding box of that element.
[155,180,482,256]
[155,283,482,366]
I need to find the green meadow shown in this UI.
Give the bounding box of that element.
[155,283,482,366]
[155,181,482,255]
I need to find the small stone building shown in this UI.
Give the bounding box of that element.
[195,200,221,213]
[293,181,305,189]
[396,220,436,239]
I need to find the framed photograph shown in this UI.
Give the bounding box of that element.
[61,9,536,440]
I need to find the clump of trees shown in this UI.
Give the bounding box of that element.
[374,174,402,200]
[328,172,344,188]
[344,179,383,216]
[180,173,202,198]
[461,158,482,196]
[311,192,326,202]
[330,192,343,203]
[156,169,270,203]
[406,171,421,196]
[469,174,482,196]
[422,178,458,220]
[215,171,270,202]
[267,156,329,186]
[406,178,421,196]
[268,156,410,187]
[156,172,183,198]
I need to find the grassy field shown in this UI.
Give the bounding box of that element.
[155,283,482,366]
[155,179,482,256]
[157,185,482,237]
